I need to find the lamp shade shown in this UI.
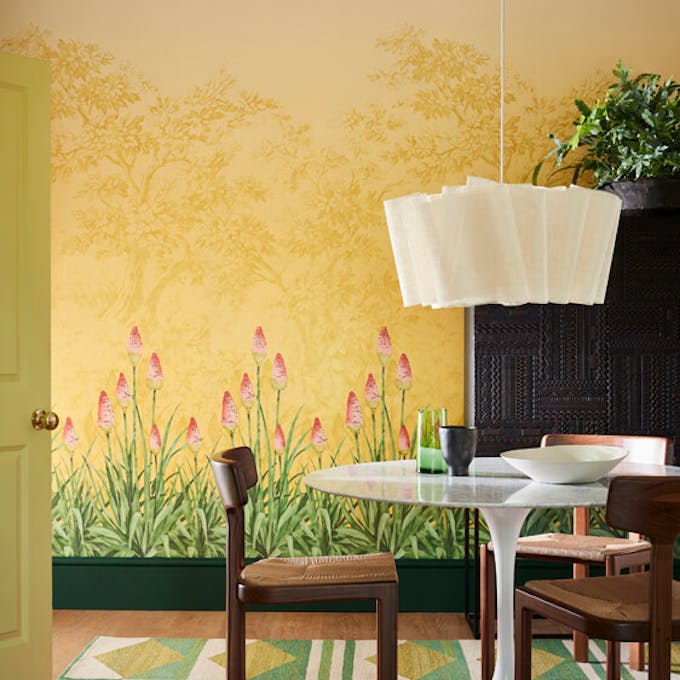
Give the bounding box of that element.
[384,177,622,308]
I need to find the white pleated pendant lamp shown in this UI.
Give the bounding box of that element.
[385,177,621,309]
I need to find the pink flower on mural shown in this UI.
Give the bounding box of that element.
[221,391,238,431]
[97,391,114,432]
[240,373,255,410]
[128,326,143,366]
[147,352,163,390]
[150,424,161,453]
[186,417,202,452]
[252,326,267,365]
[345,391,363,432]
[377,327,392,366]
[116,372,131,409]
[271,353,288,391]
[364,373,379,410]
[62,417,78,452]
[311,417,327,453]
[398,425,411,454]
[396,353,413,391]
[274,424,286,454]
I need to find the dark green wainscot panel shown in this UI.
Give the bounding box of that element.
[53,558,594,612]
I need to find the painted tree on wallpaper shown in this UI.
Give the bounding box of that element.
[344,27,605,185]
[1,26,283,323]
[3,25,614,559]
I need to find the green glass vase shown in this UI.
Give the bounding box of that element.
[416,407,448,474]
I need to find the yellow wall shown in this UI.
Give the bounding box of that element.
[1,0,679,470]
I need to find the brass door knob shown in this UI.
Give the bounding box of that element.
[31,409,60,431]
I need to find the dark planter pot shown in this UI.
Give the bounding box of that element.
[600,178,680,211]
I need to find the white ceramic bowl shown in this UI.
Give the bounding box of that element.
[500,445,627,484]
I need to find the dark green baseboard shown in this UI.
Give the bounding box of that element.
[54,557,680,612]
[53,557,578,612]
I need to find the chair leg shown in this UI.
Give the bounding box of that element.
[227,598,246,680]
[573,631,589,663]
[626,563,645,671]
[605,640,621,680]
[514,593,532,680]
[572,563,589,662]
[649,640,672,680]
[602,556,621,679]
[480,544,496,680]
[376,585,398,680]
[628,642,645,672]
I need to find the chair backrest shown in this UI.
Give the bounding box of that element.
[606,476,680,679]
[210,446,257,612]
[211,446,258,509]
[607,476,680,543]
[211,447,259,584]
[541,433,671,536]
[541,433,670,465]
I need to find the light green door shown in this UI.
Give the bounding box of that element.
[0,51,52,680]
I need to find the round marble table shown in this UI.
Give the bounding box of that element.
[304,456,680,680]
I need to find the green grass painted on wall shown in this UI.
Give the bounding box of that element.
[50,325,603,560]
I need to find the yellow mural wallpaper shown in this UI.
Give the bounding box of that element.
[1,0,679,558]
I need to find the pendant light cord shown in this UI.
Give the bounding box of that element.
[465,0,505,428]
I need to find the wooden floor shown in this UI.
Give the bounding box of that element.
[52,610,473,679]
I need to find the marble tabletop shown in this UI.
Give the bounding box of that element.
[304,456,680,509]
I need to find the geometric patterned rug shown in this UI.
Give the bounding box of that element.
[57,636,680,679]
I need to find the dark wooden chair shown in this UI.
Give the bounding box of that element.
[515,475,680,680]
[211,446,398,680]
[480,433,670,680]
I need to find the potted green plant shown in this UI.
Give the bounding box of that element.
[533,61,680,209]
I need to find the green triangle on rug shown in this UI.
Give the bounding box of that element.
[58,636,680,679]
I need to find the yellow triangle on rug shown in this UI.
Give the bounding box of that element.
[58,636,680,679]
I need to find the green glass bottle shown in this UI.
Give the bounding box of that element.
[416,407,448,473]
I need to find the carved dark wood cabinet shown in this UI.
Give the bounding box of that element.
[475,206,680,463]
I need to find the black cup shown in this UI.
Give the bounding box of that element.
[439,426,478,476]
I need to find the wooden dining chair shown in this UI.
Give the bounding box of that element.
[480,433,670,680]
[515,475,680,680]
[211,446,399,680]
